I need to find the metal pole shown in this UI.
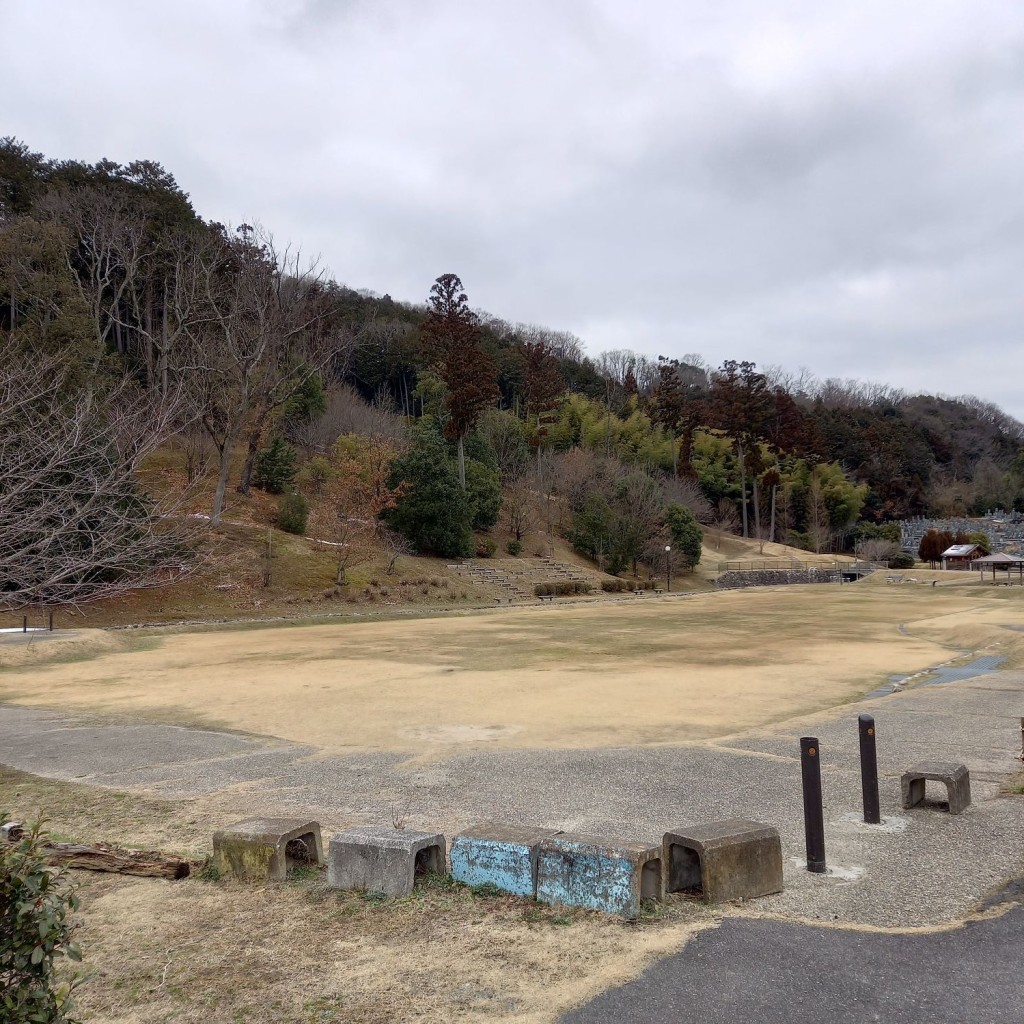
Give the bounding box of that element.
[858,714,881,824]
[49,611,54,632]
[23,615,27,633]
[800,736,827,873]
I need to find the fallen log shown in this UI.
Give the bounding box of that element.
[41,842,191,879]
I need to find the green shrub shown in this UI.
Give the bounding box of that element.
[276,493,309,535]
[889,551,916,569]
[476,538,497,558]
[252,437,298,494]
[297,455,333,495]
[0,818,83,1024]
[506,539,523,557]
[601,579,628,592]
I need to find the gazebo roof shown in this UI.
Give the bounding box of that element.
[971,552,1024,564]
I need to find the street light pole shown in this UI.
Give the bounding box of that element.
[665,545,672,592]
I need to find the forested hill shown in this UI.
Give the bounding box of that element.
[3,138,1023,606]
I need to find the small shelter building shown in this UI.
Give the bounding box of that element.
[970,552,1024,584]
[941,544,981,570]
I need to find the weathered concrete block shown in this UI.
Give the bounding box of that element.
[901,761,972,814]
[212,817,323,882]
[327,826,446,897]
[535,833,661,918]
[450,823,560,897]
[663,819,783,903]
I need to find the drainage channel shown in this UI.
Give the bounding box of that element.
[863,654,1007,700]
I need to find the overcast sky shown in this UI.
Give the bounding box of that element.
[4,1,1024,416]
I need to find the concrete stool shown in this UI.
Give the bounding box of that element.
[663,819,783,903]
[535,833,662,918]
[450,823,560,897]
[327,826,446,897]
[901,762,972,814]
[212,818,323,882]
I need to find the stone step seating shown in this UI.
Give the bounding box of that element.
[447,558,594,599]
[210,817,784,919]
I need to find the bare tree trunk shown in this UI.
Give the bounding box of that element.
[160,281,170,397]
[737,442,748,538]
[211,440,232,525]
[536,413,543,490]
[457,434,466,489]
[753,475,763,553]
[769,484,777,544]
[143,288,155,390]
[237,426,262,495]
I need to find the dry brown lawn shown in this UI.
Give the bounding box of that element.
[3,584,1023,758]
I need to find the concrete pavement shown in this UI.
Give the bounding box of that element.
[561,902,1024,1024]
[1,669,1022,928]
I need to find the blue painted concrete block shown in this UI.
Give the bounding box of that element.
[450,824,559,897]
[536,833,662,918]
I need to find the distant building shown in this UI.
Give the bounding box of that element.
[941,544,981,570]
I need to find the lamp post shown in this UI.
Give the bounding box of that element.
[665,545,672,592]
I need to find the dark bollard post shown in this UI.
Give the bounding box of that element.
[23,615,27,633]
[800,737,827,873]
[859,714,881,824]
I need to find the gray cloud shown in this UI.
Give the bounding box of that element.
[4,0,1023,414]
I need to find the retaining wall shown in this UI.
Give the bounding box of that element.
[715,569,843,590]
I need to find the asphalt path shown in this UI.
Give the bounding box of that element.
[562,901,1024,1024]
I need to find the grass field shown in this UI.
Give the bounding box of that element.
[4,582,1024,1023]
[3,583,1022,757]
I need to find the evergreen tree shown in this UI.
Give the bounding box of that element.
[665,503,703,568]
[383,428,474,557]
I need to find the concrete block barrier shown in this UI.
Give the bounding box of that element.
[327,826,446,897]
[901,762,972,814]
[535,833,662,918]
[663,818,783,903]
[450,823,560,896]
[212,817,323,882]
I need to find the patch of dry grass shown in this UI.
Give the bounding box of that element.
[2,770,711,1024]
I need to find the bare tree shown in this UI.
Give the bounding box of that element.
[0,339,197,609]
[856,538,901,564]
[287,385,405,456]
[807,468,831,554]
[710,498,739,548]
[33,186,153,357]
[380,528,413,575]
[502,473,538,542]
[186,224,353,523]
[661,475,713,524]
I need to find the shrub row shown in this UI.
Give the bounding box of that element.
[534,581,593,597]
[600,579,656,592]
